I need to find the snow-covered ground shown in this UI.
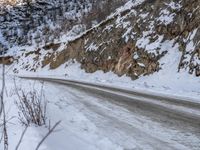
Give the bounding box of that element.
[8,0,199,102]
[1,69,121,150]
[1,0,200,149]
[1,67,200,150]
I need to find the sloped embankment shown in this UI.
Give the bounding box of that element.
[17,0,200,79]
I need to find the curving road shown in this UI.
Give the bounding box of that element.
[21,76,200,150]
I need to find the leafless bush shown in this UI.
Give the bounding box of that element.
[13,81,61,150]
[14,84,47,126]
[1,67,59,150]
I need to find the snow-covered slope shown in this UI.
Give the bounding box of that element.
[1,0,200,98]
[0,0,127,53]
[2,67,200,150]
[1,1,200,149]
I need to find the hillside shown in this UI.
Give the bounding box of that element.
[0,0,126,53]
[0,0,200,150]
[0,0,196,97]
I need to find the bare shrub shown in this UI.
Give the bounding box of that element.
[14,84,47,126]
[13,81,61,150]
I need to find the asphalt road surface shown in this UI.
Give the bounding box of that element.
[22,76,200,150]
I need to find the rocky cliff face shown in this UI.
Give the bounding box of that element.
[12,0,200,78]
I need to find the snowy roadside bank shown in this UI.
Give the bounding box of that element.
[15,61,200,104]
[1,74,200,150]
[1,66,200,150]
[0,72,122,150]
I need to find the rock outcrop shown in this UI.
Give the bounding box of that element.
[0,56,14,65]
[14,0,200,78]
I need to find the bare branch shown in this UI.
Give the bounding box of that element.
[0,49,8,150]
[35,121,61,150]
[14,82,47,126]
[15,125,29,150]
[0,55,5,117]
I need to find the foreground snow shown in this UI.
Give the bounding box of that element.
[0,73,120,150]
[1,71,200,149]
[2,40,200,149]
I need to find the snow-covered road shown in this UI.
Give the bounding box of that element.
[25,78,200,150]
[22,76,200,123]
[1,75,200,150]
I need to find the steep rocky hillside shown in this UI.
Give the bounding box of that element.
[0,0,127,53]
[14,0,200,79]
